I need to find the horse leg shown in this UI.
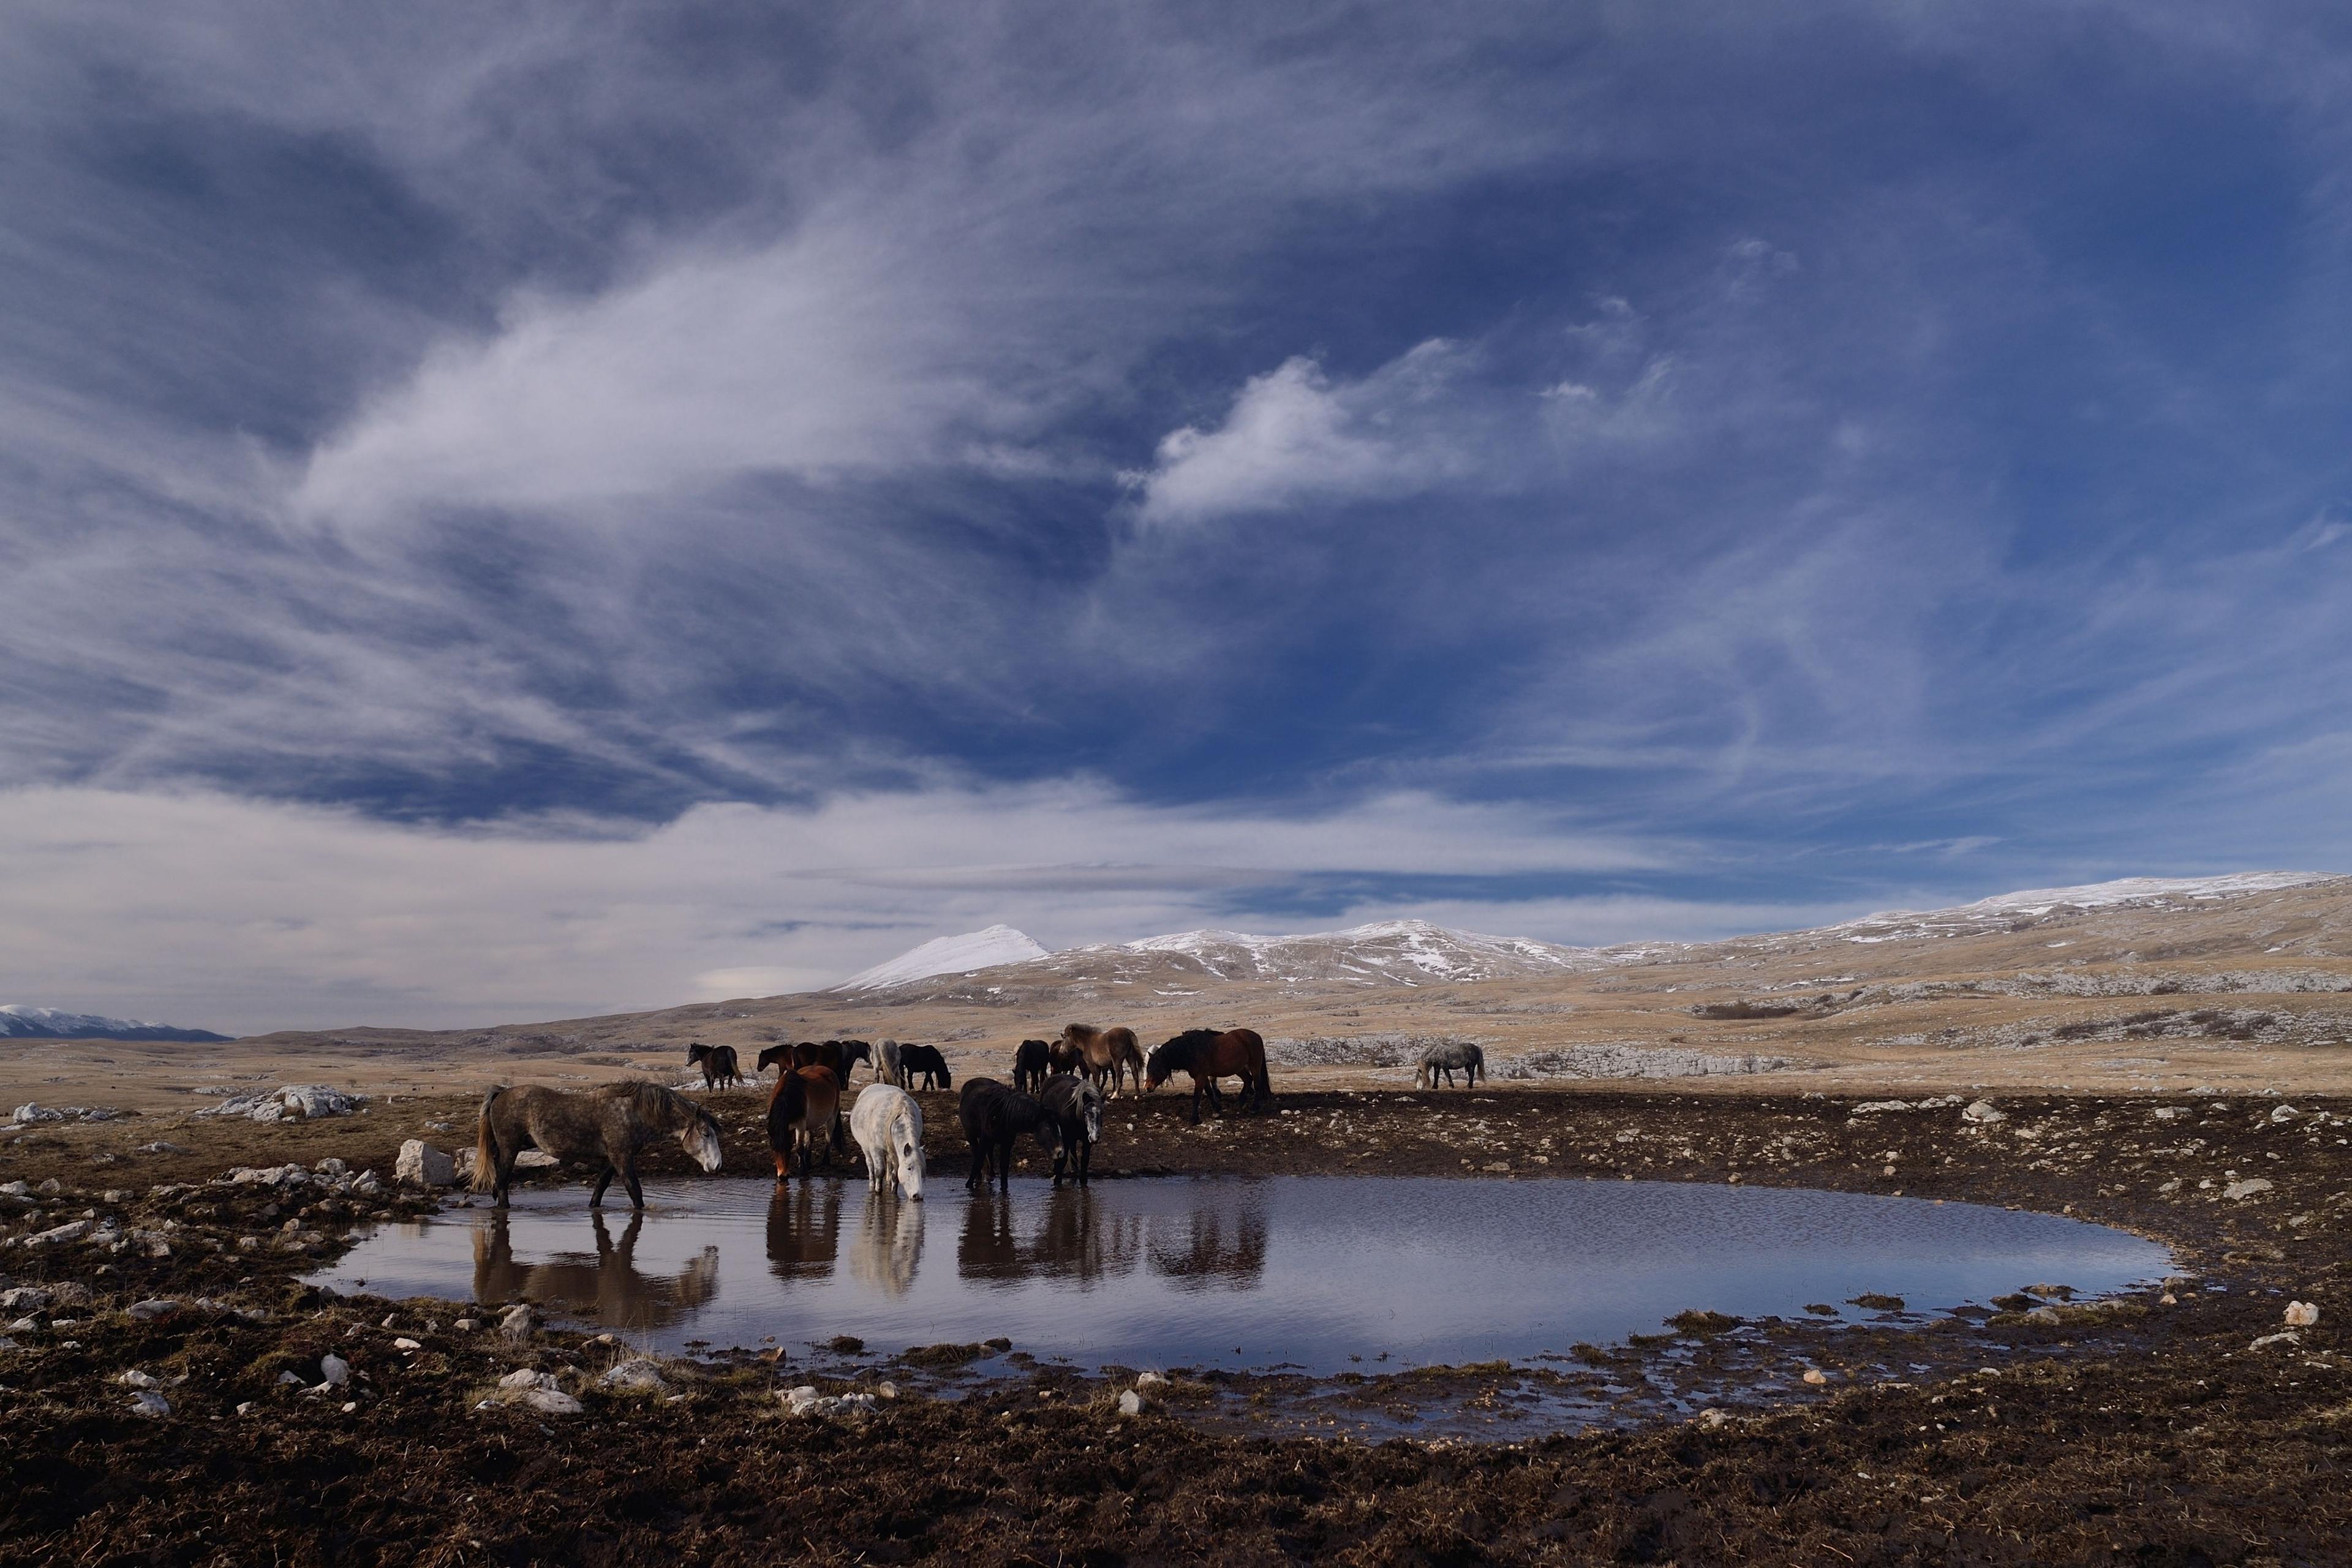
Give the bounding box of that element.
[590,1166,614,1207]
[995,1133,1013,1193]
[622,1158,645,1210]
[494,1148,521,1209]
[966,1134,984,1191]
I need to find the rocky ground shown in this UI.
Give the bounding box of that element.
[2,1084,2349,1565]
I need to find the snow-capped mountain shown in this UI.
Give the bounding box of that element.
[1823,872,2335,946]
[1099,919,1606,984]
[837,918,1605,995]
[832,925,1050,992]
[0,1005,233,1042]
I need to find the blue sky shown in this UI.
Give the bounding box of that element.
[4,1,2350,1031]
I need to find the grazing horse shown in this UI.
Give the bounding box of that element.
[472,1081,722,1210]
[958,1077,1062,1193]
[685,1041,742,1091]
[1012,1038,1052,1095]
[898,1042,952,1090]
[1415,1039,1485,1089]
[1039,1072,1104,1188]
[766,1064,845,1180]
[873,1038,905,1088]
[850,1084,925,1201]
[1057,1023,1146,1096]
[1145,1028,1273,1123]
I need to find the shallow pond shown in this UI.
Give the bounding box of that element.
[314,1176,2168,1373]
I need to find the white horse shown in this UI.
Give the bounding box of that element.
[850,1082,925,1200]
[874,1038,906,1090]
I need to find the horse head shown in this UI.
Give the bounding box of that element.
[892,1105,925,1202]
[680,1099,724,1172]
[755,1042,791,1075]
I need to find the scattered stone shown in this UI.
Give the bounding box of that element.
[1961,1100,2006,1125]
[119,1369,162,1389]
[500,1305,535,1341]
[393,1338,423,1352]
[318,1354,350,1388]
[601,1358,669,1392]
[492,1368,583,1415]
[1117,1389,1145,1416]
[314,1158,348,1176]
[1803,1368,1829,1385]
[2286,1300,2321,1327]
[0,1287,53,1314]
[28,1220,92,1246]
[126,1298,178,1322]
[395,1140,456,1188]
[197,1085,366,1123]
[127,1391,170,1419]
[1135,1371,1168,1389]
[276,1371,304,1387]
[2224,1178,2275,1200]
[783,1385,879,1419]
[2250,1330,2302,1351]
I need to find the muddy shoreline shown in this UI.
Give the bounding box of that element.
[4,1085,2348,1564]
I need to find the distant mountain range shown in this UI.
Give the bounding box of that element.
[0,1006,233,1042]
[831,872,2344,996]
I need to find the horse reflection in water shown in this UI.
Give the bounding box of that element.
[956,1188,1143,1286]
[1144,1202,1270,1291]
[848,1193,925,1297]
[765,1181,842,1283]
[470,1210,719,1332]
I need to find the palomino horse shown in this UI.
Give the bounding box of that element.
[1057,1023,1146,1096]
[1415,1039,1485,1088]
[1144,1028,1273,1123]
[685,1041,742,1091]
[850,1083,925,1200]
[957,1077,1061,1193]
[767,1064,844,1180]
[472,1081,722,1209]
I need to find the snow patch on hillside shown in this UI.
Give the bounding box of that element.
[833,925,1049,991]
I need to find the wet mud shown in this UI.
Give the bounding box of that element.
[3,1086,2349,1564]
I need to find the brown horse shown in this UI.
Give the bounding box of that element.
[766,1063,844,1180]
[1057,1023,1146,1096]
[1144,1028,1273,1123]
[471,1080,722,1209]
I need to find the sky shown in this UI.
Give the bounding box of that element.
[4,1,2351,1034]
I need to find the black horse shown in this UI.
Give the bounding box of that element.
[899,1042,952,1090]
[1012,1038,1052,1095]
[958,1077,1061,1193]
[685,1042,742,1091]
[1039,1072,1104,1188]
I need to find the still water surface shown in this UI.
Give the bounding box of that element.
[313,1176,2168,1372]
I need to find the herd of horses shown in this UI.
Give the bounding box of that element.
[476,1024,1482,1210]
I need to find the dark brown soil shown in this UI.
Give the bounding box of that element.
[4,1085,2348,1564]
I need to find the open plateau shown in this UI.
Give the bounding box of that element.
[4,873,2350,1564]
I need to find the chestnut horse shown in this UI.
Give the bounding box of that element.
[766,1063,845,1180]
[1057,1023,1146,1096]
[1144,1028,1273,1123]
[472,1081,722,1210]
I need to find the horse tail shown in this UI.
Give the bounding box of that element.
[1251,1035,1273,1102]
[471,1087,505,1193]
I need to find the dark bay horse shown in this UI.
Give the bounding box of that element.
[1145,1028,1273,1123]
[958,1077,1061,1193]
[1012,1038,1052,1095]
[472,1081,722,1209]
[1057,1023,1145,1096]
[686,1041,742,1091]
[898,1042,952,1090]
[766,1064,845,1180]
